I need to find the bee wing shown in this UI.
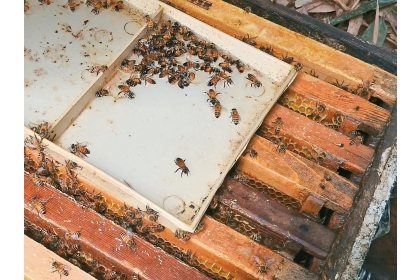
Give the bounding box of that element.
[253,256,263,266]
[62,265,72,271]
[265,258,275,267]
[126,228,134,238]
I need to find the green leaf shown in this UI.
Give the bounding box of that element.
[361,17,387,46]
[329,0,397,26]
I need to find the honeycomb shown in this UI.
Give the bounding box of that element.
[258,125,327,166]
[279,92,346,131]
[233,171,302,210]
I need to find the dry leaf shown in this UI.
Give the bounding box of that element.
[295,0,315,8]
[347,14,363,35]
[307,3,336,13]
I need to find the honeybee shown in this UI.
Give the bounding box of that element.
[146,205,159,221]
[31,196,48,215]
[207,74,221,88]
[25,134,46,151]
[69,142,90,158]
[272,116,284,134]
[357,79,375,96]
[206,89,220,104]
[126,75,142,87]
[142,75,156,85]
[349,134,364,146]
[209,197,218,210]
[145,15,157,30]
[219,61,232,73]
[246,74,262,88]
[144,224,165,233]
[117,228,136,251]
[95,88,109,97]
[111,0,123,11]
[219,71,234,87]
[51,259,71,278]
[24,1,29,12]
[174,158,190,177]
[280,53,295,64]
[273,137,286,153]
[213,102,222,118]
[248,149,258,158]
[230,108,240,125]
[253,256,275,274]
[89,64,108,75]
[306,69,318,78]
[68,0,75,12]
[294,63,302,71]
[234,59,245,73]
[194,221,205,233]
[119,59,136,73]
[117,84,135,99]
[38,0,51,5]
[63,230,81,241]
[91,0,103,14]
[259,45,273,55]
[332,79,349,91]
[174,229,190,241]
[241,33,257,46]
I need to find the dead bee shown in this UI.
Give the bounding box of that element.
[68,0,75,12]
[69,142,90,158]
[174,229,190,241]
[51,259,71,278]
[332,79,349,91]
[254,256,275,274]
[30,196,48,215]
[117,84,135,99]
[230,108,240,125]
[246,73,262,88]
[248,149,258,158]
[95,88,109,97]
[281,53,295,64]
[89,64,108,76]
[174,158,190,177]
[117,228,136,251]
[63,230,81,241]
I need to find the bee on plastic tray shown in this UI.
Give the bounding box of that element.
[117,84,135,99]
[117,228,136,252]
[119,59,136,73]
[30,196,48,215]
[126,73,142,87]
[246,73,262,88]
[63,230,81,241]
[205,89,220,105]
[213,101,222,119]
[230,108,240,125]
[68,0,75,12]
[89,64,108,75]
[38,0,51,5]
[207,73,221,88]
[219,71,234,87]
[253,256,275,274]
[90,0,103,14]
[111,0,123,11]
[174,158,190,177]
[51,259,71,278]
[234,59,245,73]
[95,88,109,97]
[145,15,157,31]
[69,142,90,158]
[175,229,191,241]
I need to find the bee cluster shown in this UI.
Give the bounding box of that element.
[95,17,263,124]
[29,121,56,142]
[85,0,124,14]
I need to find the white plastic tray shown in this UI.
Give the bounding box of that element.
[24,0,297,232]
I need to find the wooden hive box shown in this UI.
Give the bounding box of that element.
[24,0,397,279]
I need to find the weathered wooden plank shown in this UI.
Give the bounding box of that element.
[24,235,96,280]
[281,72,391,137]
[24,174,210,280]
[235,135,358,215]
[162,0,397,105]
[213,177,337,259]
[259,104,375,175]
[220,0,397,76]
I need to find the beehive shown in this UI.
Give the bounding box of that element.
[24,0,397,279]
